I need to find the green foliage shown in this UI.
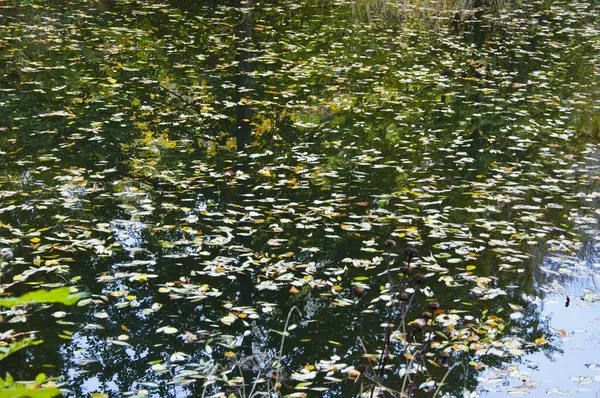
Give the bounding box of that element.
[0,288,86,397]
[0,338,43,362]
[0,374,61,398]
[0,288,88,308]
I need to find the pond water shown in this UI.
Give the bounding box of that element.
[1,0,600,397]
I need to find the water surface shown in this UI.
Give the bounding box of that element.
[1,0,600,396]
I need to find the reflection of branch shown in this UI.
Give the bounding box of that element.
[88,149,167,190]
[120,170,163,189]
[156,83,197,109]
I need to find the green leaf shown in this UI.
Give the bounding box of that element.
[35,374,46,384]
[0,338,44,362]
[0,288,88,308]
[0,374,60,398]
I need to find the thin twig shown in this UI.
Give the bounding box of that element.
[400,344,417,395]
[432,362,459,398]
[247,368,262,398]
[371,273,399,396]
[274,306,302,389]
[237,362,247,398]
[357,336,378,377]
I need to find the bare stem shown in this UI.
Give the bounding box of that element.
[432,363,459,398]
[274,306,302,389]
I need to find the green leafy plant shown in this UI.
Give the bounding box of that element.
[0,288,87,308]
[0,287,88,397]
[0,374,61,398]
[0,337,43,362]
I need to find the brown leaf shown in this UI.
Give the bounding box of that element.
[185,331,198,343]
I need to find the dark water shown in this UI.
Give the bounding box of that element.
[1,0,600,396]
